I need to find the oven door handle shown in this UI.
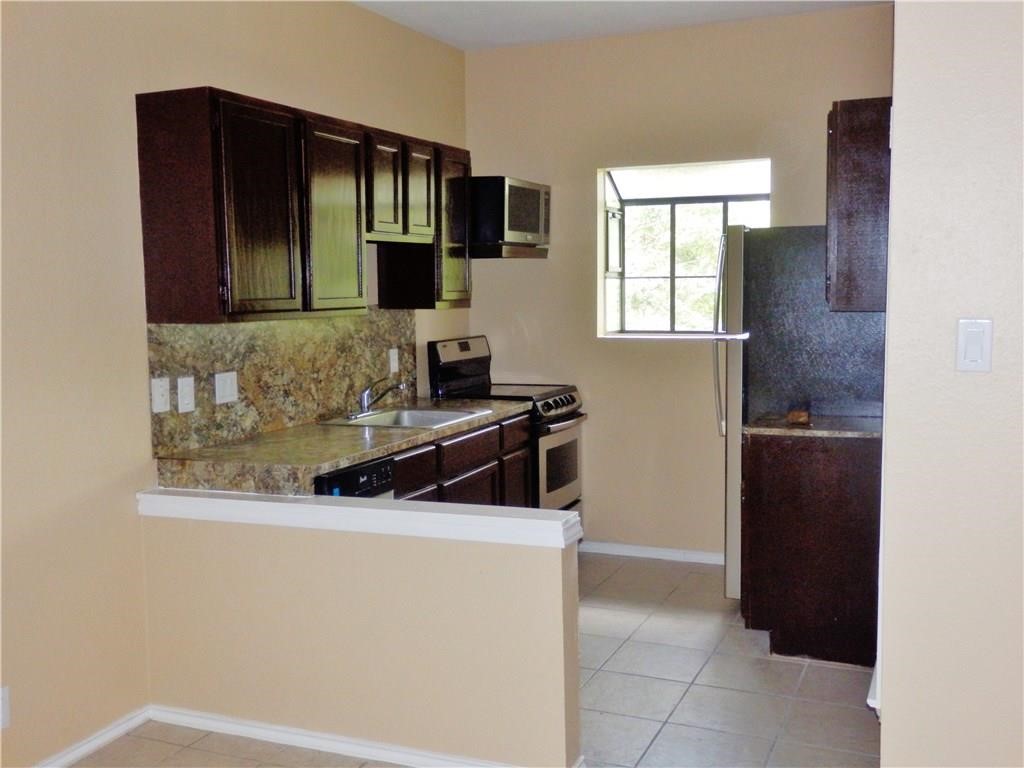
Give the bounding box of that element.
[538,412,587,435]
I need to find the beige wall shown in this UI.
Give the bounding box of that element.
[465,5,894,553]
[0,4,466,765]
[880,2,1022,765]
[143,518,578,767]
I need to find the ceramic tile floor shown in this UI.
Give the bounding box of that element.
[577,553,880,768]
[72,553,878,768]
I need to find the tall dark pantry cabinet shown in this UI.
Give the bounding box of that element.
[739,96,891,667]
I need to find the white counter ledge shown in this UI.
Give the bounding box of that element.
[137,488,583,549]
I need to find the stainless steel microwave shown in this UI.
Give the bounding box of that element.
[470,176,550,248]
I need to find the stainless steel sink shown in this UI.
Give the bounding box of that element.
[321,408,491,429]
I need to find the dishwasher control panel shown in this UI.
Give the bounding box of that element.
[314,456,394,498]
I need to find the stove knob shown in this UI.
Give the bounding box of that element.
[542,402,554,413]
[568,394,577,404]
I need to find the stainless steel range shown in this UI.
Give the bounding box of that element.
[427,336,585,510]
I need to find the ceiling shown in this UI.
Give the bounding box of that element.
[353,1,878,51]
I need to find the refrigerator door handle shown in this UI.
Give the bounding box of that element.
[711,231,728,437]
[713,233,727,333]
[712,339,726,437]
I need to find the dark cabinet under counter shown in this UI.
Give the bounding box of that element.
[741,429,882,666]
[389,415,535,507]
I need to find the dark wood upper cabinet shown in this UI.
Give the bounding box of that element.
[404,141,435,237]
[136,86,468,322]
[364,132,436,244]
[826,97,892,312]
[220,99,303,314]
[376,145,471,309]
[136,87,224,323]
[304,118,366,311]
[137,87,367,322]
[438,147,471,304]
[366,131,404,236]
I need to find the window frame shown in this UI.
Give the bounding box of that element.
[608,186,769,335]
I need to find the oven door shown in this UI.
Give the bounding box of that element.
[536,413,586,510]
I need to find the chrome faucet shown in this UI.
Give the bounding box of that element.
[352,376,407,417]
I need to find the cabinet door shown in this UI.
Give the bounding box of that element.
[219,99,303,314]
[437,424,500,479]
[393,443,438,497]
[405,142,435,237]
[500,446,532,507]
[438,148,471,302]
[400,484,439,502]
[441,461,500,505]
[826,97,891,312]
[742,434,881,665]
[305,119,366,311]
[366,132,403,235]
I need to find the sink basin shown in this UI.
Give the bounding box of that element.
[322,408,490,429]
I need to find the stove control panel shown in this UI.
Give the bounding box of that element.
[537,390,581,419]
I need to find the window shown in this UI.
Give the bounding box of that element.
[601,160,770,335]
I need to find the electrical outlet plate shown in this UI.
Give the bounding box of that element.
[214,371,238,405]
[177,376,195,413]
[389,347,400,374]
[150,377,170,413]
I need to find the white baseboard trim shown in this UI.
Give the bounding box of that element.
[39,703,518,767]
[578,540,725,565]
[38,707,151,767]
[147,705,510,767]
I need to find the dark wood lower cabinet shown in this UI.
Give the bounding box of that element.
[393,443,437,498]
[741,433,882,666]
[500,447,532,507]
[437,425,500,479]
[401,485,439,502]
[440,461,500,505]
[390,416,534,507]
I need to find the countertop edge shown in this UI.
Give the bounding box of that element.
[137,487,583,550]
[153,400,534,494]
[742,426,882,439]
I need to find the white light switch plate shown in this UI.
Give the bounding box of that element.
[150,377,170,413]
[214,371,238,404]
[177,376,195,413]
[389,348,400,374]
[956,318,993,372]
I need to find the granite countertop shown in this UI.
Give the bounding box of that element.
[156,398,532,495]
[743,414,882,438]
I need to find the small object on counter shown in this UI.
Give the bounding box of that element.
[786,401,811,426]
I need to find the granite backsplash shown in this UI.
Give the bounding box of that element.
[149,309,416,455]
